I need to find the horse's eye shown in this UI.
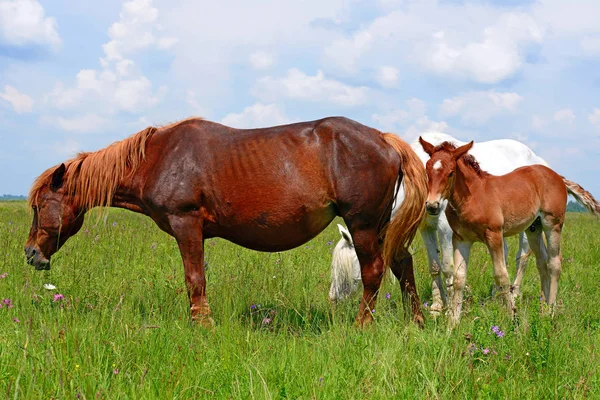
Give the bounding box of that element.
[449,171,454,178]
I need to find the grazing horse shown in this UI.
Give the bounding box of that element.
[24,117,428,327]
[329,132,548,315]
[419,138,600,326]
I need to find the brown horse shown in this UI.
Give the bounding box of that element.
[419,138,600,326]
[25,117,428,327]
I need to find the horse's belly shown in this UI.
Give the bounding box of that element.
[205,203,337,252]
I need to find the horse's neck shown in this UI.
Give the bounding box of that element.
[110,183,146,214]
[450,159,484,211]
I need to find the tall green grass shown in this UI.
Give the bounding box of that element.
[1,201,598,398]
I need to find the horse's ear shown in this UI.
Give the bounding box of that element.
[419,137,435,156]
[50,163,66,191]
[453,141,473,160]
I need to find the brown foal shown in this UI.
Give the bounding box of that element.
[419,138,600,326]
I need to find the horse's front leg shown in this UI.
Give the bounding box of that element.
[169,215,213,328]
[449,238,472,328]
[485,230,515,318]
[420,224,445,317]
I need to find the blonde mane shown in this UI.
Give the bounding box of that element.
[29,117,205,210]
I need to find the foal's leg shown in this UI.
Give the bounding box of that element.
[390,252,425,327]
[170,215,213,328]
[420,225,445,316]
[543,221,563,309]
[449,239,472,327]
[511,232,532,302]
[437,211,455,309]
[524,227,549,303]
[485,230,515,317]
[352,228,386,327]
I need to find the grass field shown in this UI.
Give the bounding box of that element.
[1,201,599,399]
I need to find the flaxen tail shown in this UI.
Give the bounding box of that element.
[380,133,428,266]
[563,178,600,215]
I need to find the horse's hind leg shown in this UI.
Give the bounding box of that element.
[390,253,425,327]
[351,228,386,326]
[525,222,550,304]
[484,230,515,318]
[511,232,532,302]
[542,218,563,310]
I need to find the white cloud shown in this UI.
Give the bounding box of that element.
[221,103,290,128]
[440,91,523,124]
[56,114,106,133]
[255,68,368,106]
[249,51,275,69]
[375,66,399,88]
[424,13,543,83]
[114,77,165,112]
[553,108,575,124]
[0,85,34,113]
[372,98,425,131]
[45,0,172,117]
[589,108,600,127]
[403,117,449,143]
[101,0,174,61]
[0,0,60,48]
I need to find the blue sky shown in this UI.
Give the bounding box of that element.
[1,0,599,196]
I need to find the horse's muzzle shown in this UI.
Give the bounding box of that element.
[425,200,441,216]
[24,246,51,270]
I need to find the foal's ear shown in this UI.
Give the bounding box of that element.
[453,141,474,160]
[50,163,66,191]
[419,137,436,156]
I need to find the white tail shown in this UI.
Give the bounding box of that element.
[329,224,361,301]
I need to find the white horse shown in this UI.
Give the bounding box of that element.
[329,132,549,314]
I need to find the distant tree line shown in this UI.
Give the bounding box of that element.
[566,201,586,212]
[0,194,26,201]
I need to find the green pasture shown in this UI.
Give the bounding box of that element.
[0,201,598,398]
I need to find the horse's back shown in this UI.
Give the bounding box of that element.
[143,116,400,250]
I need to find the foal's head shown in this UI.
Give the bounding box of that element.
[25,163,85,270]
[419,138,473,216]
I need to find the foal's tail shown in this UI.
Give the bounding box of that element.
[380,133,427,266]
[563,178,600,215]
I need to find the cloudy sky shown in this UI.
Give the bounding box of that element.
[1,0,599,196]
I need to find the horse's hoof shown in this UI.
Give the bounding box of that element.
[413,314,425,329]
[192,315,215,329]
[429,303,444,318]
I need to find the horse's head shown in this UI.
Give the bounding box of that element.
[25,163,85,270]
[419,137,473,216]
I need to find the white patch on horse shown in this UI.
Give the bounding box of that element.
[433,160,442,171]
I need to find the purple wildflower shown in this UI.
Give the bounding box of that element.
[2,298,13,308]
[385,292,391,299]
[263,317,271,324]
[113,369,119,375]
[53,294,65,302]
[482,348,490,355]
[250,304,256,309]
[491,325,500,333]
[326,241,333,246]
[0,272,7,279]
[13,318,20,323]
[423,301,429,307]
[112,222,117,227]
[496,330,505,338]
